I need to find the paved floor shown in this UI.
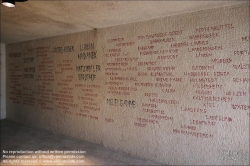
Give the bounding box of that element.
[0,119,165,165]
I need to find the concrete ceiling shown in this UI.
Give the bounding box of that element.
[0,0,247,44]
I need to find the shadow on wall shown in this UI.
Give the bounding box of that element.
[0,43,6,120]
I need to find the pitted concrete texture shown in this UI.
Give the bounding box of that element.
[1,1,245,43]
[0,120,165,165]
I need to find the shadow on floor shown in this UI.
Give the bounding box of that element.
[0,119,165,166]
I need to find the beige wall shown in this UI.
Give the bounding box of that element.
[6,3,249,165]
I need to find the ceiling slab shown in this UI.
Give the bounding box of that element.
[0,0,247,44]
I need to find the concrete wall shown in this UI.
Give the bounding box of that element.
[1,43,6,119]
[5,3,249,165]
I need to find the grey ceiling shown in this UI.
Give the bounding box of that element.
[0,0,247,44]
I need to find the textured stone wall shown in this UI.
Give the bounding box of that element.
[6,3,249,165]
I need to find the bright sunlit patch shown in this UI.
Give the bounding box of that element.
[2,2,15,7]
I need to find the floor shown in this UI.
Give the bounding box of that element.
[0,119,165,165]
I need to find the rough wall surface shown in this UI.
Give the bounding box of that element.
[6,3,249,165]
[1,43,6,119]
